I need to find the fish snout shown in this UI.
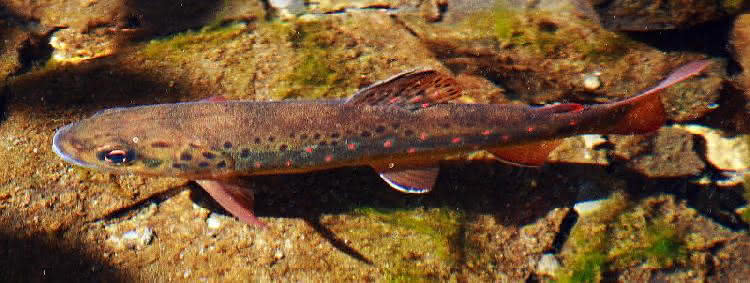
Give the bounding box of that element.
[52,123,95,168]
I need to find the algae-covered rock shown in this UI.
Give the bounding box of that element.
[558,193,737,282]
[397,0,722,122]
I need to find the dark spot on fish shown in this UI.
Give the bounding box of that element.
[254,137,261,144]
[240,149,250,158]
[319,141,327,146]
[404,129,414,136]
[143,159,162,168]
[202,152,216,159]
[330,141,338,146]
[300,133,308,140]
[330,132,340,138]
[375,125,386,133]
[313,133,321,140]
[279,144,288,151]
[198,162,210,168]
[189,142,201,148]
[172,163,187,169]
[345,130,353,135]
[268,136,275,142]
[361,131,371,137]
[216,161,227,168]
[180,153,192,161]
[289,133,296,138]
[151,141,171,148]
[392,123,400,129]
[223,141,233,149]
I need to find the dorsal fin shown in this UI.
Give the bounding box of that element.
[347,69,463,109]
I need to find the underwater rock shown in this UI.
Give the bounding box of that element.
[397,0,722,122]
[560,193,738,281]
[548,135,609,165]
[49,28,117,63]
[535,253,561,278]
[708,234,750,282]
[611,127,705,177]
[590,0,731,31]
[729,14,750,133]
[675,125,749,172]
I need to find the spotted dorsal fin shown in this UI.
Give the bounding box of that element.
[347,69,463,109]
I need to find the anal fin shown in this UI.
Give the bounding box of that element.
[488,140,562,167]
[375,166,440,194]
[196,180,266,227]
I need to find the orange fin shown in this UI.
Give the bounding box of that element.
[607,60,712,134]
[347,69,463,109]
[196,180,266,227]
[488,140,562,167]
[374,166,440,194]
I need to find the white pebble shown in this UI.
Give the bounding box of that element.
[583,73,602,90]
[206,214,222,229]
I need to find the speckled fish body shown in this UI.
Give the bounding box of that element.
[55,101,607,177]
[52,60,712,226]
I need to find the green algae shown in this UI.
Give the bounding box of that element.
[266,20,351,100]
[352,207,463,280]
[461,3,632,62]
[558,194,692,281]
[142,23,249,61]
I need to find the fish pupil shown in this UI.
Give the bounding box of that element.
[103,149,130,164]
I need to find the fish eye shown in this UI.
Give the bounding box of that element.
[97,148,135,165]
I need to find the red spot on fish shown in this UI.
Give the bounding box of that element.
[347,143,356,150]
[254,162,262,168]
[305,147,313,153]
[482,130,492,136]
[325,155,333,162]
[407,148,416,153]
[451,137,462,144]
[502,135,509,141]
[383,140,393,148]
[421,103,430,108]
[419,132,428,141]
[389,97,400,104]
[569,120,577,126]
[411,97,422,103]
[286,160,292,167]
[527,127,535,132]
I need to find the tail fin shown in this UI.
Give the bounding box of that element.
[606,60,712,134]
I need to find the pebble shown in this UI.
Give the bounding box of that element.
[583,72,602,90]
[536,253,561,277]
[573,199,607,216]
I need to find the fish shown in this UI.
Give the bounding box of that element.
[52,60,712,227]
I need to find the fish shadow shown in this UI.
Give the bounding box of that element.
[191,160,748,263]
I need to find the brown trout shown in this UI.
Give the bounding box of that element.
[52,60,711,226]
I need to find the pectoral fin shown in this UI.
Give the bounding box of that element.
[375,166,440,194]
[488,139,562,167]
[196,180,266,227]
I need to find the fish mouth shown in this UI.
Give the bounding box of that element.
[52,123,96,169]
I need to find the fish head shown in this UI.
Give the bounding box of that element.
[52,106,230,178]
